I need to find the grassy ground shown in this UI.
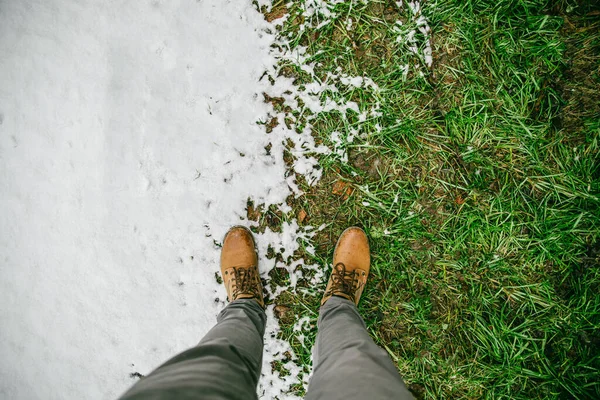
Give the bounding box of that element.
[256,1,600,398]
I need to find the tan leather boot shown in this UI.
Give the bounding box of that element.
[220,226,264,308]
[321,227,371,306]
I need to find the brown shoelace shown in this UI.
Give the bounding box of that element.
[324,262,363,303]
[229,266,261,300]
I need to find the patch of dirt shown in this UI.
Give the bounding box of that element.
[556,12,600,143]
[350,148,383,179]
[129,372,145,379]
[407,383,426,400]
[273,304,293,324]
[246,199,262,221]
[429,23,465,116]
[349,147,421,184]
[263,93,291,113]
[265,116,279,133]
[246,199,283,234]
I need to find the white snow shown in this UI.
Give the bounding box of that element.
[0,0,304,399]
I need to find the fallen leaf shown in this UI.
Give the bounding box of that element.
[344,187,353,200]
[331,180,354,200]
[265,5,288,22]
[298,209,308,223]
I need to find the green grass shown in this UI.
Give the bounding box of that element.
[257,0,600,398]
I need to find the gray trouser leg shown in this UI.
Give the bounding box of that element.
[119,299,266,400]
[306,296,414,400]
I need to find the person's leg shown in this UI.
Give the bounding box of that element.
[119,299,265,400]
[306,296,413,400]
[306,227,413,400]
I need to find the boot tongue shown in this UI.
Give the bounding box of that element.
[226,266,264,308]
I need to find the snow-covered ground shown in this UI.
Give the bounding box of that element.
[0,1,302,398]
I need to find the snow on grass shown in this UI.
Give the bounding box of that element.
[260,0,433,176]
[394,2,433,68]
[251,0,435,393]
